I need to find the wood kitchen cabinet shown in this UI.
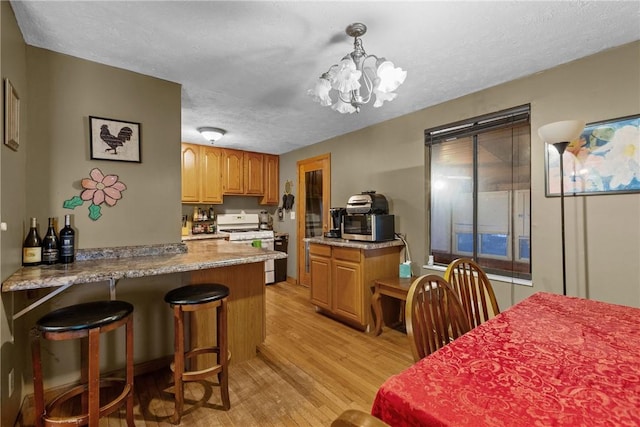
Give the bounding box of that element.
[223,149,265,195]
[223,148,244,194]
[244,151,264,195]
[181,143,223,204]
[181,144,200,202]
[183,144,278,203]
[201,146,224,203]
[310,243,332,310]
[260,154,279,205]
[309,242,403,330]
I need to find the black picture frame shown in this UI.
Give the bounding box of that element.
[89,116,141,163]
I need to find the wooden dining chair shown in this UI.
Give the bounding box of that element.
[444,258,500,329]
[405,275,471,362]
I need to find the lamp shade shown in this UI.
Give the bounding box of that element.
[538,120,585,144]
[198,127,226,142]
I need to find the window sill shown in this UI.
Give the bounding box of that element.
[421,264,533,287]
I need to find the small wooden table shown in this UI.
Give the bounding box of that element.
[371,276,414,336]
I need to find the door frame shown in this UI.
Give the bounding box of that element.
[297,153,331,287]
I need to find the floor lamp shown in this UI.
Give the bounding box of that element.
[538,120,585,296]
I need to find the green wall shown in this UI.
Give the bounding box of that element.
[280,41,640,309]
[1,3,183,422]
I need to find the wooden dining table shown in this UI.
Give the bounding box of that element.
[371,292,640,426]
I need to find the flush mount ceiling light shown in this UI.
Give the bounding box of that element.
[308,22,407,114]
[198,127,226,143]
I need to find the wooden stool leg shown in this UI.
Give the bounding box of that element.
[30,328,45,427]
[218,298,230,410]
[125,314,135,427]
[80,337,89,415]
[170,305,185,425]
[88,328,100,427]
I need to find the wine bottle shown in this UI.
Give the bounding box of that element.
[41,217,60,265]
[59,214,75,264]
[22,217,42,266]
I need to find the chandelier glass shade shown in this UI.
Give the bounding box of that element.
[308,23,407,114]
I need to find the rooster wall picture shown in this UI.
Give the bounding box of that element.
[89,116,141,162]
[101,124,133,154]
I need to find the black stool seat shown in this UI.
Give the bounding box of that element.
[31,300,135,427]
[165,282,231,423]
[165,283,229,305]
[36,300,134,333]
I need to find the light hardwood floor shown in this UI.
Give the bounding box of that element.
[17,281,413,426]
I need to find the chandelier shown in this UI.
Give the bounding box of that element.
[308,23,407,114]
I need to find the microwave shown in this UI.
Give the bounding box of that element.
[342,214,395,242]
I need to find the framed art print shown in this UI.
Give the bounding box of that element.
[89,116,141,162]
[545,114,640,197]
[4,79,20,151]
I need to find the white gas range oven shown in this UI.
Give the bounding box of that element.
[217,213,275,284]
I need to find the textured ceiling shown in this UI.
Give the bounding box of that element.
[10,1,640,154]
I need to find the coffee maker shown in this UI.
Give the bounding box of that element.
[259,210,272,230]
[324,207,346,238]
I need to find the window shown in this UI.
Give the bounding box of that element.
[426,105,531,279]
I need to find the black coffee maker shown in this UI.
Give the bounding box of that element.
[325,207,346,238]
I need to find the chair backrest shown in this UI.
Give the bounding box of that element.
[444,258,500,329]
[405,275,471,362]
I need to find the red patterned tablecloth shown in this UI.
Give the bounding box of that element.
[371,292,640,427]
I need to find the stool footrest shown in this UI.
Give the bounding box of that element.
[171,346,232,382]
[43,378,131,426]
[183,365,224,382]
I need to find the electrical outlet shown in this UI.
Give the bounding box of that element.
[8,368,14,396]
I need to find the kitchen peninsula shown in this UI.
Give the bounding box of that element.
[2,239,286,363]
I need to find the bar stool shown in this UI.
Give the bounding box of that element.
[30,300,134,427]
[164,283,230,424]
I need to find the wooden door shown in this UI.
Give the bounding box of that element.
[201,146,224,204]
[181,143,200,202]
[297,153,331,287]
[244,151,264,195]
[260,154,280,205]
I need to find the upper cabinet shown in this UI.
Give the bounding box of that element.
[223,149,245,194]
[181,143,224,204]
[223,149,263,195]
[201,146,224,204]
[244,151,264,195]
[183,144,278,205]
[181,144,201,203]
[261,154,279,205]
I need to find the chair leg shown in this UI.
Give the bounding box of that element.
[170,305,185,425]
[30,329,45,427]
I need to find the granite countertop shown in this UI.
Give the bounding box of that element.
[2,239,286,292]
[304,236,405,250]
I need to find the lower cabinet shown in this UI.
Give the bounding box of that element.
[309,242,402,330]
